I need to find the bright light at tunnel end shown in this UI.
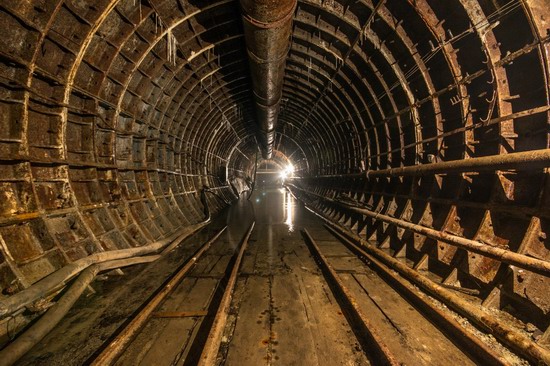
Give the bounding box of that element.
[279,163,295,180]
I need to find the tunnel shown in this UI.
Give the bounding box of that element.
[0,0,549,364]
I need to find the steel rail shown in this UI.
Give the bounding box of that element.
[321,225,507,366]
[197,221,256,366]
[90,225,228,366]
[300,200,550,365]
[301,229,399,366]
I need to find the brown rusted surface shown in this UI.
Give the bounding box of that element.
[301,228,399,366]
[322,224,507,366]
[240,0,296,158]
[152,310,208,318]
[290,183,550,276]
[0,0,549,363]
[300,198,550,365]
[197,221,254,366]
[90,226,227,366]
[312,148,550,179]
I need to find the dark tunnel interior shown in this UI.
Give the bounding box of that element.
[0,0,549,364]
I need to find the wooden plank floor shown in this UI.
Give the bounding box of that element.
[115,243,231,365]
[220,189,370,366]
[16,188,499,366]
[218,188,479,365]
[313,237,476,365]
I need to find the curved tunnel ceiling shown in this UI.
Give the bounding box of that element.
[0,0,550,349]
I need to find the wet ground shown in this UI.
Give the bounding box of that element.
[17,185,483,365]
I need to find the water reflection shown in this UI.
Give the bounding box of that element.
[225,194,255,249]
[281,188,294,232]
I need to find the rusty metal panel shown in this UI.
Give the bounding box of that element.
[0,216,64,285]
[0,163,36,218]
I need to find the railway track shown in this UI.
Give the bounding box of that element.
[88,222,255,366]
[80,193,517,365]
[301,227,508,365]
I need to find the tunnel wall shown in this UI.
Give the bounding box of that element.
[0,0,549,342]
[0,1,246,296]
[279,0,550,329]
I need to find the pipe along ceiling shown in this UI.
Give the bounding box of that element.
[0,0,549,356]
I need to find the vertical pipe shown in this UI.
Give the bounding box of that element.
[240,0,296,158]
